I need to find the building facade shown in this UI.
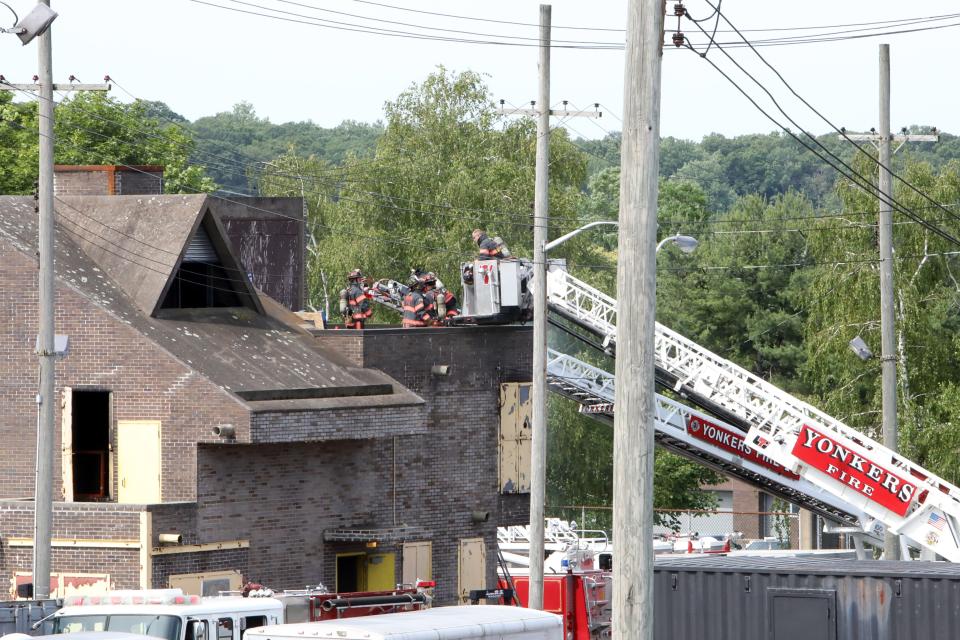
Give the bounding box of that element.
[0,188,530,603]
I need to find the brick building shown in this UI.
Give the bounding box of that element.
[0,186,530,602]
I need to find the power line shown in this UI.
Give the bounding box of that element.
[694,0,960,228]
[679,30,960,247]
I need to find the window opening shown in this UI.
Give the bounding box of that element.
[217,618,234,640]
[71,390,111,501]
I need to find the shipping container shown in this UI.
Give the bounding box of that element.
[654,556,960,640]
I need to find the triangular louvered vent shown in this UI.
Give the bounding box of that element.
[184,226,219,263]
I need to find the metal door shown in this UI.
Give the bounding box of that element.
[117,420,161,503]
[366,553,396,591]
[458,538,487,603]
[768,588,836,640]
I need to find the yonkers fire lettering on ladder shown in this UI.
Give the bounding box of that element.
[686,417,800,480]
[791,424,917,517]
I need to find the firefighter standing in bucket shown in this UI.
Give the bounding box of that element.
[402,274,428,328]
[339,268,372,329]
[472,229,509,259]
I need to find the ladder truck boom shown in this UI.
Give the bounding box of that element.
[546,267,960,560]
[545,349,881,542]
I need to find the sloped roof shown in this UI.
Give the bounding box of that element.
[54,194,260,316]
[0,196,418,402]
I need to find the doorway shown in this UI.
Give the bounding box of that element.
[70,390,111,501]
[335,552,396,592]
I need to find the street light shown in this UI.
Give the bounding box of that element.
[0,2,57,45]
[656,233,699,254]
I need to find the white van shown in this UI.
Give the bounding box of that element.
[245,606,561,640]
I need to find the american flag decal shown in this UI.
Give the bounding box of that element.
[928,511,947,531]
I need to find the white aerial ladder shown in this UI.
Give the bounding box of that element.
[546,267,960,561]
[545,348,882,548]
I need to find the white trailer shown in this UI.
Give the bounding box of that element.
[245,606,561,640]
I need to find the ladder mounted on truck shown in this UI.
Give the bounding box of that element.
[546,266,960,560]
[546,349,881,542]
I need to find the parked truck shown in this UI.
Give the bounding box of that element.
[28,585,430,640]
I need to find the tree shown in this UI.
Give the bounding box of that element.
[800,155,960,486]
[0,92,216,194]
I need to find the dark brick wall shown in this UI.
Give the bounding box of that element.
[152,548,249,590]
[250,404,427,442]
[115,170,163,195]
[53,166,163,196]
[0,501,143,592]
[306,326,532,600]
[0,238,250,503]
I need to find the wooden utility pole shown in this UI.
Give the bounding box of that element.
[614,0,664,636]
[529,2,551,611]
[844,44,937,561]
[499,6,599,611]
[1,2,108,595]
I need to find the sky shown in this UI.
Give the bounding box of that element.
[1,0,959,140]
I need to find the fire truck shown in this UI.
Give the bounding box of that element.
[38,585,431,640]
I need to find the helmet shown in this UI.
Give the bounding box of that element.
[421,272,437,287]
[348,268,364,282]
[407,273,422,289]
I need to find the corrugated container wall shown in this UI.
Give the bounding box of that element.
[654,556,960,640]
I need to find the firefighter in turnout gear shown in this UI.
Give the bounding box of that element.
[401,274,428,328]
[339,268,372,329]
[420,272,459,324]
[472,229,509,259]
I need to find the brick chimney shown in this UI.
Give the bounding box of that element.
[54,165,164,196]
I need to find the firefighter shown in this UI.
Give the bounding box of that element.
[339,268,372,329]
[426,271,459,321]
[419,272,444,325]
[472,228,508,259]
[401,274,427,328]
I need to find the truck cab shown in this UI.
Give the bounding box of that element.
[50,590,283,640]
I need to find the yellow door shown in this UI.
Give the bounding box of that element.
[117,420,161,503]
[366,553,396,591]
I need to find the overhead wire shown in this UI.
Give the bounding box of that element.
[679,28,960,247]
[695,0,960,228]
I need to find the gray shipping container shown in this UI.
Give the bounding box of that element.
[654,556,960,640]
[0,600,61,636]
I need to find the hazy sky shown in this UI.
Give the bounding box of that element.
[2,1,958,140]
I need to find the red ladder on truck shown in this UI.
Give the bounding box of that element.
[546,268,960,560]
[545,348,880,543]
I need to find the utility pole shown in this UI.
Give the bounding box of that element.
[844,44,937,561]
[1,1,108,594]
[34,0,56,600]
[614,0,663,637]
[529,2,551,612]
[499,8,600,610]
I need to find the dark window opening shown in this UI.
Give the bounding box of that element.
[161,262,242,309]
[72,390,110,501]
[336,555,363,592]
[241,616,267,639]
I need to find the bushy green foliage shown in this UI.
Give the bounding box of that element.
[191,102,382,192]
[0,92,215,194]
